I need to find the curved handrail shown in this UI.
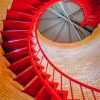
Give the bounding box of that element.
[27,0,62,99]
[32,1,100,93]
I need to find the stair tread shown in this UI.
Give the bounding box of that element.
[3,20,31,30]
[8,56,31,75]
[15,62,44,78]
[2,30,29,41]
[16,66,34,78]
[11,0,38,15]
[6,9,33,22]
[23,76,43,97]
[4,47,28,63]
[15,65,36,86]
[24,76,38,89]
[1,38,28,53]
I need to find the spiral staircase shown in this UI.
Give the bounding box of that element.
[0,0,100,100]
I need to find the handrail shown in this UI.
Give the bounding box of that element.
[32,0,100,93]
[27,0,62,99]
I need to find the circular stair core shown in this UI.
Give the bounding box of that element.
[39,1,95,43]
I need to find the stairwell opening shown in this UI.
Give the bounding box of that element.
[38,1,95,43]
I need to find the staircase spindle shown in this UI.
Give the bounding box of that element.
[34,41,38,48]
[60,74,62,90]
[52,68,55,82]
[92,90,96,100]
[40,55,44,64]
[80,85,85,100]
[36,48,40,56]
[45,62,49,72]
[69,80,73,99]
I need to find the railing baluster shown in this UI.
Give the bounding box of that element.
[80,85,85,100]
[34,42,38,48]
[52,68,55,82]
[32,34,36,40]
[69,80,73,99]
[40,55,44,65]
[31,37,36,43]
[61,74,62,90]
[36,48,40,56]
[45,62,49,72]
[92,90,96,100]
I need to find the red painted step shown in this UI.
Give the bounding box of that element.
[1,38,28,53]
[11,0,38,15]
[6,10,33,22]
[23,72,54,97]
[21,0,43,7]
[3,20,31,30]
[23,76,43,97]
[8,54,39,73]
[14,66,36,86]
[1,30,29,41]
[4,47,28,63]
[8,56,31,75]
[24,80,58,97]
[36,87,51,100]
[15,64,45,86]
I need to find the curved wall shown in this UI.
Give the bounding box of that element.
[38,26,100,89]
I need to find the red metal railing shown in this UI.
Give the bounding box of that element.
[28,0,100,99]
[28,0,63,99]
